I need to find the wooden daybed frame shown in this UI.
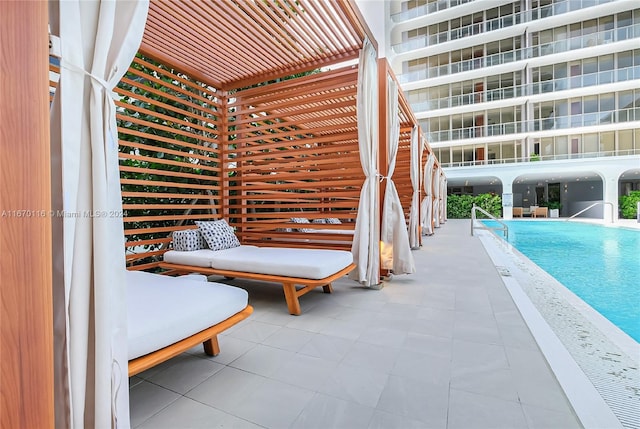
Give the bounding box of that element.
[158,262,356,316]
[128,305,253,377]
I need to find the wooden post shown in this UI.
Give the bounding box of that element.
[0,1,54,428]
[377,58,390,279]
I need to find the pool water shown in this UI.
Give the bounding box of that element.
[483,220,640,343]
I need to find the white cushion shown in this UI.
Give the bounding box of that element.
[163,246,258,267]
[126,270,248,360]
[208,246,353,279]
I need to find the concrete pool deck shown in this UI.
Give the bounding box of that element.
[129,219,636,428]
[475,217,639,429]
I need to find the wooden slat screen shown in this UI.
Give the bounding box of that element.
[115,56,223,269]
[226,66,362,250]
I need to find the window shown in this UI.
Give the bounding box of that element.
[583,133,598,153]
[600,132,615,153]
[619,129,633,152]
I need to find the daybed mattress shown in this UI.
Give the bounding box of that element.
[126,270,248,360]
[163,245,354,280]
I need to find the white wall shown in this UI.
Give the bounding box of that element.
[355,0,387,58]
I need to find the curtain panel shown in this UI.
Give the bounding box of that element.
[380,77,414,274]
[349,37,380,287]
[49,1,149,427]
[407,126,421,249]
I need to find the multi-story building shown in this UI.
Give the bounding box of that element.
[386,0,640,219]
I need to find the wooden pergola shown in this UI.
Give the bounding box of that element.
[0,1,439,426]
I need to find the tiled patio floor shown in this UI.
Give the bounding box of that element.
[129,219,582,429]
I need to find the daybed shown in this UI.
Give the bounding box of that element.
[160,245,355,316]
[126,270,253,376]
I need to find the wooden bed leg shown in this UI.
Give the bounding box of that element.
[282,282,302,315]
[322,283,333,294]
[203,336,220,356]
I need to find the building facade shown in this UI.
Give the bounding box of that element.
[387,0,640,219]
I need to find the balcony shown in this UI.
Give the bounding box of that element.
[391,0,474,22]
[426,107,640,143]
[393,12,523,54]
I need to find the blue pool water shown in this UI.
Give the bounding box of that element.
[483,220,640,342]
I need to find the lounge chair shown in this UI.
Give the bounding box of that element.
[513,207,523,217]
[160,245,355,315]
[127,270,252,376]
[160,220,356,315]
[533,206,548,218]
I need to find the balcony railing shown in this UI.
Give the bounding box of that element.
[440,148,640,168]
[532,66,640,94]
[391,0,474,22]
[399,47,527,83]
[530,0,615,21]
[399,23,640,83]
[533,24,640,58]
[393,12,523,53]
[392,0,613,24]
[410,84,526,112]
[408,66,639,114]
[426,108,640,142]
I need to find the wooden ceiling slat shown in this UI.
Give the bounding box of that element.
[196,2,287,73]
[236,1,306,65]
[255,1,319,62]
[142,0,366,90]
[298,1,346,55]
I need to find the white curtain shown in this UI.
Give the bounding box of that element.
[49,1,149,427]
[380,77,415,274]
[421,153,435,236]
[441,176,448,222]
[350,37,380,287]
[407,126,421,249]
[433,167,441,228]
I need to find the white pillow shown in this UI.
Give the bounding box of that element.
[172,229,208,251]
[195,220,240,251]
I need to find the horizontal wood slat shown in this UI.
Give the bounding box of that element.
[117,57,222,269]
[226,66,362,249]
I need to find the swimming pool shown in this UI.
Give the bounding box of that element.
[483,220,640,343]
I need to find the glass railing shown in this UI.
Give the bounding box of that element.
[427,108,640,142]
[392,0,613,25]
[440,148,640,168]
[410,85,525,112]
[398,23,640,84]
[530,0,615,21]
[399,47,527,83]
[393,12,523,53]
[533,24,640,58]
[533,107,640,131]
[428,120,525,142]
[391,0,474,22]
[532,66,640,94]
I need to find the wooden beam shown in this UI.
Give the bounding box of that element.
[0,1,54,427]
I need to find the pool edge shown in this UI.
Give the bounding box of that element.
[477,228,629,429]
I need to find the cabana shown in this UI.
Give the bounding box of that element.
[2,0,441,427]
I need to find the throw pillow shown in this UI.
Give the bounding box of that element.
[324,218,342,224]
[196,219,240,251]
[290,217,313,233]
[172,229,208,251]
